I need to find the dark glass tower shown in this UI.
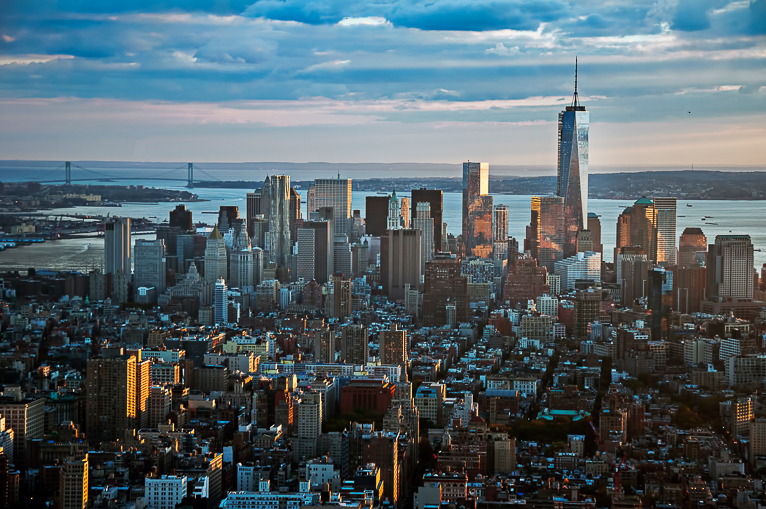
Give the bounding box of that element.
[558,59,589,258]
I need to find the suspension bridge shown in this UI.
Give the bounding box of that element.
[22,162,220,188]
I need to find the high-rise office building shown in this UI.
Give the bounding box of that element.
[214,278,228,324]
[58,455,89,509]
[169,204,193,232]
[679,227,707,267]
[410,188,444,251]
[332,273,352,319]
[217,206,240,233]
[133,239,166,301]
[671,265,706,314]
[587,212,602,256]
[573,289,599,340]
[296,392,323,459]
[289,187,302,242]
[525,196,565,273]
[422,253,469,327]
[462,162,493,258]
[554,251,601,292]
[617,246,650,305]
[648,267,673,340]
[557,61,589,258]
[104,217,131,275]
[262,175,292,270]
[400,197,410,229]
[493,205,509,242]
[204,226,228,282]
[629,197,656,260]
[615,207,631,263]
[365,195,389,237]
[229,227,253,288]
[653,197,677,265]
[246,189,263,238]
[0,396,44,462]
[313,178,352,236]
[380,228,422,302]
[296,220,334,284]
[314,329,336,363]
[86,351,144,443]
[413,202,434,271]
[351,241,369,278]
[334,235,352,277]
[380,323,407,366]
[503,255,550,308]
[341,323,369,365]
[387,190,400,231]
[706,235,755,300]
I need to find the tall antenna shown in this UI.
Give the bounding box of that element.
[572,56,579,108]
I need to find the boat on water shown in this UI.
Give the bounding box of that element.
[687,204,693,207]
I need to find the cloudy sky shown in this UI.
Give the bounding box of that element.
[0,0,764,167]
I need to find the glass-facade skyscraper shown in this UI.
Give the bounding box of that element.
[557,61,589,258]
[462,161,493,258]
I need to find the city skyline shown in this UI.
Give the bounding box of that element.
[1,1,764,164]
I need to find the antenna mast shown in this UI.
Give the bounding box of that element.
[572,56,579,108]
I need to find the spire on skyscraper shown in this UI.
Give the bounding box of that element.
[572,56,579,108]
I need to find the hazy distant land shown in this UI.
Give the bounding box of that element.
[0,161,765,200]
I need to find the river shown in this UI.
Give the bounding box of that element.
[0,181,764,272]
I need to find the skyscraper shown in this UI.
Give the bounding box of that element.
[493,204,509,242]
[587,212,602,256]
[58,455,89,509]
[558,60,589,258]
[104,217,131,275]
[262,175,292,270]
[422,253,469,327]
[214,278,228,324]
[630,197,656,261]
[341,323,369,365]
[679,227,707,267]
[332,272,352,319]
[204,225,228,282]
[462,162,493,258]
[706,235,754,299]
[380,228,422,302]
[413,202,434,271]
[217,206,240,233]
[387,189,400,231]
[86,351,140,443]
[410,188,443,251]
[380,323,407,366]
[229,227,253,288]
[653,197,677,265]
[169,204,193,232]
[289,187,302,242]
[648,267,672,340]
[313,178,352,236]
[400,196,410,229]
[296,220,333,284]
[365,195,389,237]
[525,196,565,272]
[133,239,166,302]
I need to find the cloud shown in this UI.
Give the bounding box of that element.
[243,0,571,31]
[0,54,74,65]
[485,43,520,55]
[337,17,391,27]
[2,34,15,42]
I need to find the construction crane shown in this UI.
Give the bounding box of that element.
[588,420,628,495]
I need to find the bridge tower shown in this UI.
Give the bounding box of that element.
[65,161,72,185]
[187,163,194,188]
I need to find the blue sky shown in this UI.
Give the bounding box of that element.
[0,0,764,166]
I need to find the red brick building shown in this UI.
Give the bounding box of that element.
[340,379,395,415]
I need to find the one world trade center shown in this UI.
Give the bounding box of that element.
[557,59,589,258]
